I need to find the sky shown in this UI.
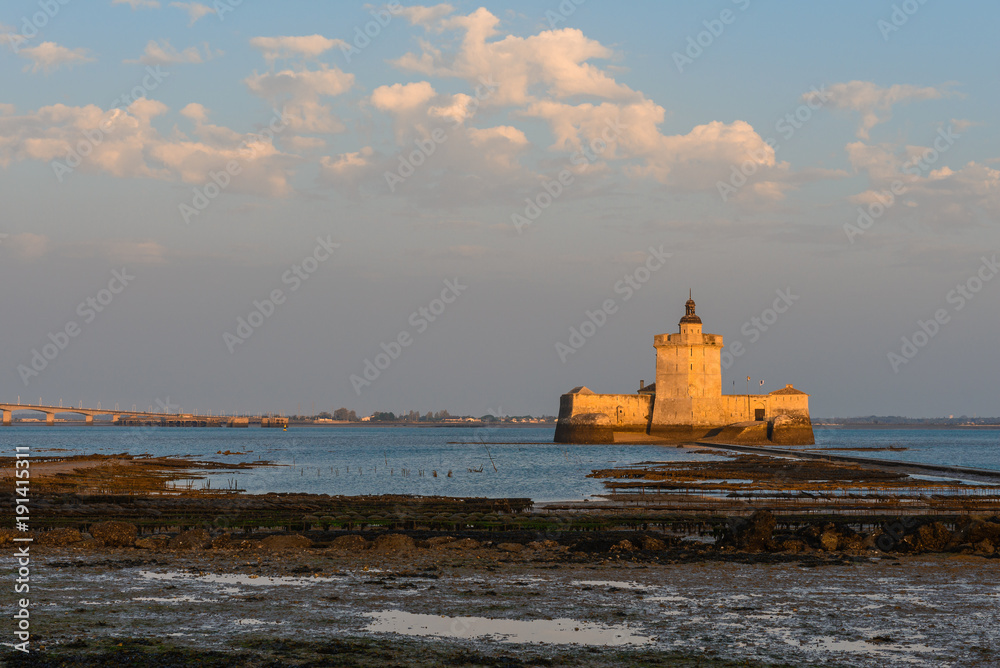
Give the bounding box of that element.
[1,0,998,419]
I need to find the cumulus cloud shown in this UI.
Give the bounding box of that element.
[169,2,215,25]
[845,128,1000,227]
[0,100,297,196]
[19,42,95,74]
[126,39,220,65]
[249,35,344,64]
[371,81,437,113]
[397,3,456,28]
[804,81,951,139]
[323,78,532,204]
[521,99,790,195]
[393,7,635,105]
[245,66,354,133]
[179,102,209,123]
[112,0,161,8]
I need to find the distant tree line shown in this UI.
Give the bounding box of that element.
[819,415,1000,425]
[304,409,555,423]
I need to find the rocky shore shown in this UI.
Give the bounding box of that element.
[5,509,1000,560]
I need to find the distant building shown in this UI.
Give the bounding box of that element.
[555,294,814,445]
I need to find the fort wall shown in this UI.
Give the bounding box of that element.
[554,294,814,445]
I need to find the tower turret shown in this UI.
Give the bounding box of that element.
[651,293,724,427]
[680,289,701,324]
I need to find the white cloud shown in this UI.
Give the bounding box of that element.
[846,135,1000,227]
[282,135,327,153]
[112,0,161,8]
[950,118,981,133]
[126,39,219,65]
[245,67,354,133]
[0,100,297,197]
[393,7,635,106]
[398,3,456,29]
[522,99,787,194]
[249,35,344,64]
[804,81,950,139]
[19,42,95,74]
[179,102,209,123]
[0,23,23,52]
[169,2,215,25]
[371,81,437,113]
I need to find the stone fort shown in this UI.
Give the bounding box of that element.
[554,294,814,445]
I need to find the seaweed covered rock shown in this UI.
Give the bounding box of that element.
[37,528,84,547]
[169,528,213,550]
[908,522,953,552]
[720,511,776,551]
[91,521,138,548]
[261,534,313,552]
[639,535,669,551]
[957,518,1000,545]
[441,538,480,550]
[135,536,170,552]
[372,533,415,553]
[330,534,368,551]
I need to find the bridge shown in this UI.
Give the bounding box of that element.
[0,402,286,428]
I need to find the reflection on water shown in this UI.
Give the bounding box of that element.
[363,610,654,646]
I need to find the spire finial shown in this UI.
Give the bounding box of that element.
[680,291,701,325]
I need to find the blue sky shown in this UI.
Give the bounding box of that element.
[1,1,998,418]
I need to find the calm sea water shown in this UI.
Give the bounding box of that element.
[0,426,725,501]
[2,425,996,500]
[811,426,1000,471]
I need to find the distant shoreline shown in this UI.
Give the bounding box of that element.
[5,420,997,430]
[1,421,555,428]
[815,423,1000,430]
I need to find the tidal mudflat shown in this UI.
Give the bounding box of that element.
[5,541,999,667]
